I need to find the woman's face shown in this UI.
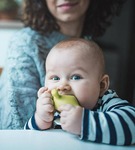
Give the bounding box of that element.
[46,0,90,23]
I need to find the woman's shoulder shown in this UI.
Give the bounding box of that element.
[16,27,36,35]
[8,27,49,54]
[11,27,43,43]
[10,27,68,46]
[9,27,70,55]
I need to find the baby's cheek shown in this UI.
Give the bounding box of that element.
[76,90,98,109]
[76,90,89,105]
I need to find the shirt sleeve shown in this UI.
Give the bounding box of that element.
[24,115,40,130]
[80,96,135,145]
[24,112,61,130]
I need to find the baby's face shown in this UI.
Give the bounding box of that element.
[45,47,103,109]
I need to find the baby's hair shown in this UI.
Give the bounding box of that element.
[49,38,105,75]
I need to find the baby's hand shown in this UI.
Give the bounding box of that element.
[59,104,83,135]
[35,87,54,129]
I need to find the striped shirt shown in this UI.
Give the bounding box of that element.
[24,89,135,145]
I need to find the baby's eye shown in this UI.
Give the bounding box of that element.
[71,75,82,80]
[51,76,60,80]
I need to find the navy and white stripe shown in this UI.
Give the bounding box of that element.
[24,112,61,130]
[24,89,135,145]
[80,90,135,145]
[24,115,40,130]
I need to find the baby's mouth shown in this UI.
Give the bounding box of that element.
[58,91,73,96]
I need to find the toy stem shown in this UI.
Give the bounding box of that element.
[52,89,61,99]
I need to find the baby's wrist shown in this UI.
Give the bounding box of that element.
[35,112,52,130]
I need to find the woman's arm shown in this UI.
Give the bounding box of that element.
[0,28,46,129]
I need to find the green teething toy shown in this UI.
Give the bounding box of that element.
[51,89,79,111]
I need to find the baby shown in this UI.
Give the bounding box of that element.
[25,38,135,146]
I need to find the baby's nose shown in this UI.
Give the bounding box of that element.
[57,84,71,92]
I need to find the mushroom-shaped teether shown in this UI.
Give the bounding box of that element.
[51,89,79,111]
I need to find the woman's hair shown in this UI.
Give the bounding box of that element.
[22,0,126,38]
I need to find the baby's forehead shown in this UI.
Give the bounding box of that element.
[48,39,104,62]
[46,39,105,74]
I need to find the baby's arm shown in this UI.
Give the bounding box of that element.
[24,87,54,130]
[80,98,135,145]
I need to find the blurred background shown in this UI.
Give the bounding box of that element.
[0,0,135,105]
[0,0,23,67]
[0,0,22,20]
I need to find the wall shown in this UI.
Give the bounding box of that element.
[0,21,23,68]
[97,0,135,105]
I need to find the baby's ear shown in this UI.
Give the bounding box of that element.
[99,74,110,97]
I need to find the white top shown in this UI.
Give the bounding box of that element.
[0,130,134,150]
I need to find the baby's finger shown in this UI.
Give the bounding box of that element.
[58,104,73,112]
[60,117,66,125]
[40,92,52,99]
[44,104,54,113]
[37,87,48,97]
[38,96,53,105]
[60,110,68,117]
